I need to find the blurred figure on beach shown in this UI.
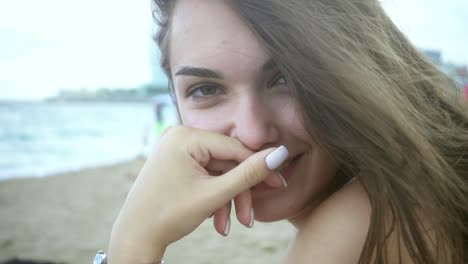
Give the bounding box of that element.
[152,94,176,136]
[140,94,178,157]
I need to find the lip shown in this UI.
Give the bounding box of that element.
[252,153,303,192]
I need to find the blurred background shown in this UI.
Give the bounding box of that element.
[0,0,466,263]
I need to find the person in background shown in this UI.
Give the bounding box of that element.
[152,95,169,136]
[103,1,468,263]
[139,122,151,158]
[464,83,468,100]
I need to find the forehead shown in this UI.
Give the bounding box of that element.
[169,0,268,71]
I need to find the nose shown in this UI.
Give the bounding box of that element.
[228,93,280,151]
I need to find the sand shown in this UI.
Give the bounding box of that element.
[0,158,295,264]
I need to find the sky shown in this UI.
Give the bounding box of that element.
[0,0,467,100]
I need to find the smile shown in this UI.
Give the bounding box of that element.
[252,153,304,192]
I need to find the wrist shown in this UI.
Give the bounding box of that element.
[108,216,169,263]
[107,244,166,264]
[107,232,167,264]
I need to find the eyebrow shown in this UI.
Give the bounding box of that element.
[174,59,277,79]
[175,67,223,79]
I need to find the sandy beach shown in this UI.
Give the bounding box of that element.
[0,158,295,264]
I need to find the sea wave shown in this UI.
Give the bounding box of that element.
[0,101,176,180]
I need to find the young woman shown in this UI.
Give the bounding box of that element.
[105,1,468,263]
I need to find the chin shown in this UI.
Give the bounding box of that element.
[251,182,334,223]
[251,149,337,222]
[251,191,306,222]
[252,208,288,223]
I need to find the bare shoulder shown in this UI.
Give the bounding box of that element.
[284,181,371,264]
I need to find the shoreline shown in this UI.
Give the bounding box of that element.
[0,158,294,264]
[0,155,146,182]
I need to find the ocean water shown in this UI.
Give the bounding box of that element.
[0,101,178,180]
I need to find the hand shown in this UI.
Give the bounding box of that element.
[208,151,287,237]
[107,126,288,263]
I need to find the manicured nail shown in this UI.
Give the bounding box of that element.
[249,208,255,228]
[224,217,231,236]
[276,172,288,188]
[265,146,289,170]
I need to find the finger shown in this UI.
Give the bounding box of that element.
[178,127,255,166]
[205,160,238,175]
[213,146,289,201]
[234,191,254,228]
[208,160,286,188]
[213,201,232,236]
[263,171,287,188]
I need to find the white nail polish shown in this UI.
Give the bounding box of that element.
[249,208,255,228]
[276,172,288,188]
[265,146,289,170]
[224,218,231,236]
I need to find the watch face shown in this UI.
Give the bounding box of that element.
[93,250,107,264]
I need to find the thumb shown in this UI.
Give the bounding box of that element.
[215,146,289,198]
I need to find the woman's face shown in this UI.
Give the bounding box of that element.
[169,0,337,222]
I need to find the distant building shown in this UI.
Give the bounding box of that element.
[455,65,468,86]
[441,63,468,86]
[48,87,160,102]
[422,49,442,66]
[421,49,467,87]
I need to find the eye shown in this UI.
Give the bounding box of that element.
[269,73,289,91]
[272,75,287,86]
[186,83,225,98]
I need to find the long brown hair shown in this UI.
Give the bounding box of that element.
[152,0,468,263]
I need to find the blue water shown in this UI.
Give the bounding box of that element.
[0,101,177,180]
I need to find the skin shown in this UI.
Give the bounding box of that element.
[109,1,375,263]
[108,127,283,263]
[170,0,338,230]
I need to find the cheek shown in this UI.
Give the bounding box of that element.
[179,104,229,133]
[276,100,310,141]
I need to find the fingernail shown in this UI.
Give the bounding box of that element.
[265,146,289,170]
[224,217,231,236]
[276,172,288,188]
[249,208,255,228]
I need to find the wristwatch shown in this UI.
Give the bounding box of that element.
[93,250,165,264]
[93,250,107,264]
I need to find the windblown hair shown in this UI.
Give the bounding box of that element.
[152,0,468,263]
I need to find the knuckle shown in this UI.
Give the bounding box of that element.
[229,137,246,150]
[157,126,190,152]
[241,161,262,187]
[160,125,174,136]
[168,125,184,136]
[163,126,192,145]
[161,125,178,140]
